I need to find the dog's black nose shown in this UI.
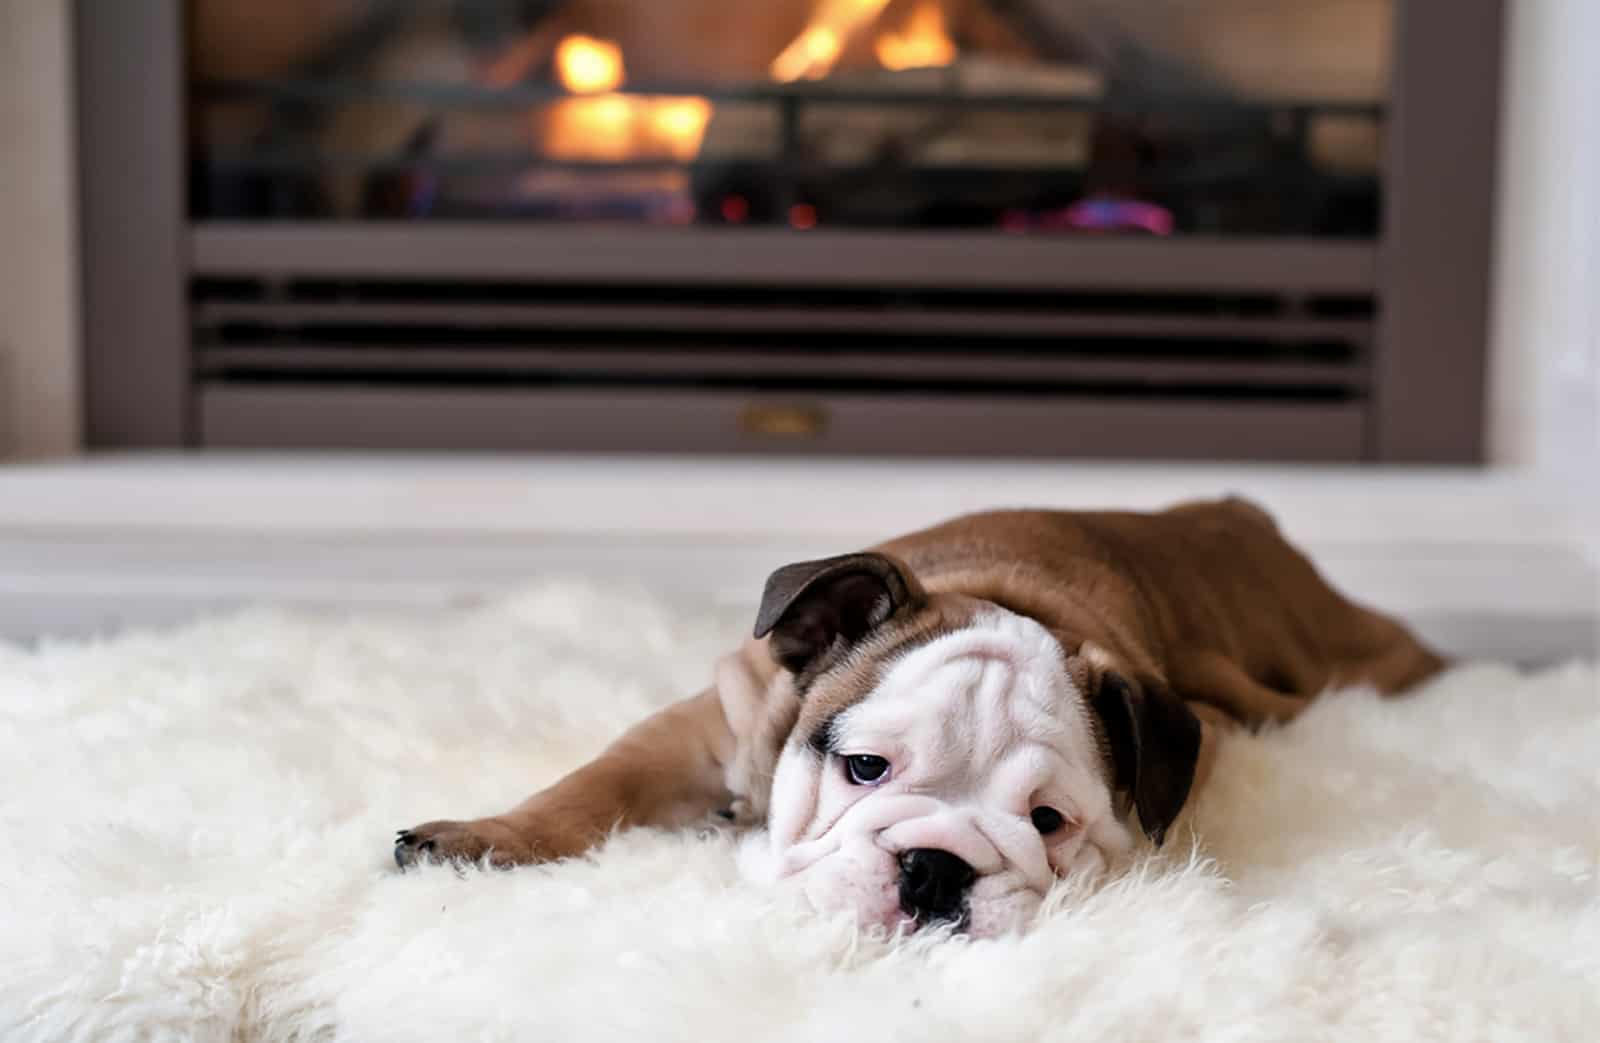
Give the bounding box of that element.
[898,848,976,923]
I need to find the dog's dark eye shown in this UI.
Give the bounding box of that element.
[844,754,890,785]
[1031,806,1066,834]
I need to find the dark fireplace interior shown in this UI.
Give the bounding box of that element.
[188,0,1386,236]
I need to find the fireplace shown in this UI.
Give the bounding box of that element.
[76,0,1503,460]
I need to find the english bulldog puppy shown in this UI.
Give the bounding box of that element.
[396,500,1444,937]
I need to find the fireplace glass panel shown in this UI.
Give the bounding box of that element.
[188,0,1391,236]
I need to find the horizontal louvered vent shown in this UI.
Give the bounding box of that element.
[192,277,1373,401]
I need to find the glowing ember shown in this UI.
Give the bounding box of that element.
[771,0,892,81]
[543,34,711,163]
[875,1,956,71]
[545,95,634,162]
[646,96,713,161]
[556,35,624,94]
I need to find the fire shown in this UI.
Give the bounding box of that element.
[875,1,956,71]
[773,0,958,81]
[544,34,711,163]
[545,95,633,162]
[555,34,624,94]
[645,97,713,161]
[771,0,892,81]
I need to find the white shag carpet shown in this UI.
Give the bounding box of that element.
[3,583,1598,1043]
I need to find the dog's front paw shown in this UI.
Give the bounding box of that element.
[393,818,533,870]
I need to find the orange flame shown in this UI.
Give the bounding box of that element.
[645,96,713,161]
[545,34,711,163]
[875,1,956,71]
[556,35,624,94]
[771,0,893,81]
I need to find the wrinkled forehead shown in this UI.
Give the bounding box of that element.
[794,596,1080,757]
[790,592,984,747]
[856,617,1068,728]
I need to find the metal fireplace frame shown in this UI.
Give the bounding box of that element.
[75,0,1504,461]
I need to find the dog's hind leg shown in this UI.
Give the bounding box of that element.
[1334,631,1449,695]
[1167,649,1311,727]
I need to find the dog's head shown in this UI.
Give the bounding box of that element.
[739,552,1201,938]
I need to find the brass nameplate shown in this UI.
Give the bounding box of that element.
[739,403,828,438]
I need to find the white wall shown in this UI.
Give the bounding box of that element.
[0,0,80,458]
[1488,0,1600,482]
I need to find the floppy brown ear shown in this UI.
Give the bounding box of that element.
[752,552,922,676]
[1080,657,1201,846]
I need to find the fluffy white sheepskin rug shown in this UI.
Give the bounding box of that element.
[2,583,1597,1042]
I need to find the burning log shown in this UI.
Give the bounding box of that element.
[699,56,1100,168]
[1008,0,1386,171]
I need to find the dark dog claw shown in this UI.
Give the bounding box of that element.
[394,830,426,869]
[394,829,437,870]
